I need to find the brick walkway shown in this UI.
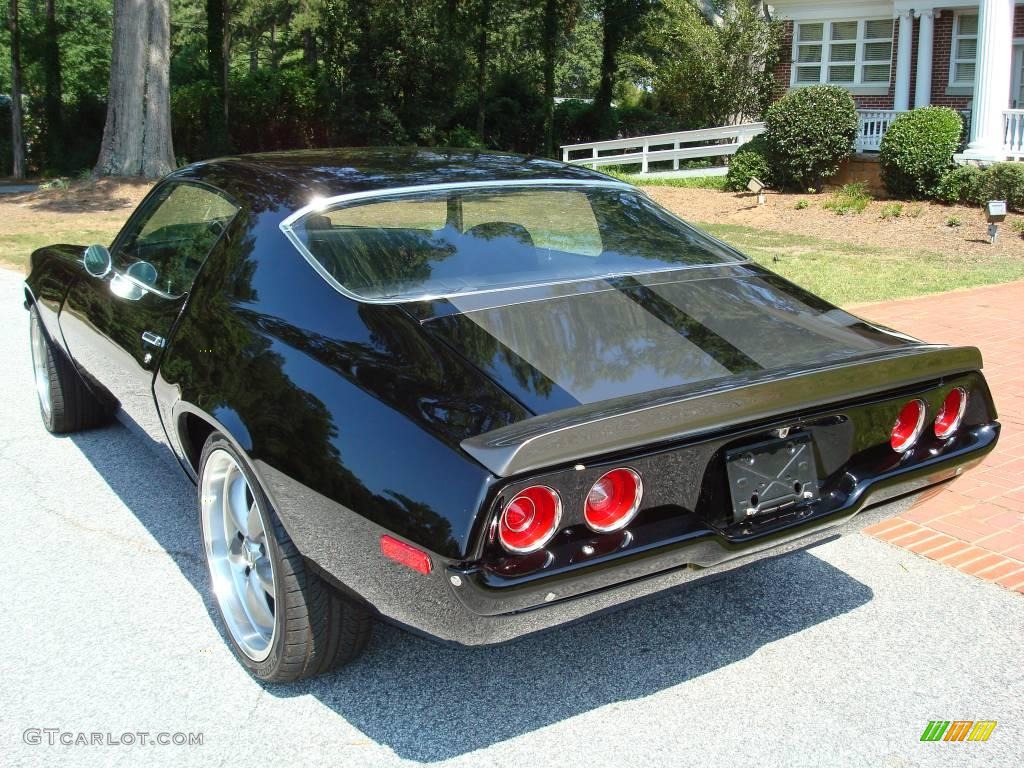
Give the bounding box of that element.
[852,281,1024,593]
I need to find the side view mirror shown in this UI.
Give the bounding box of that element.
[83,244,112,278]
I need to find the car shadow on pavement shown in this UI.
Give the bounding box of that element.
[270,542,872,761]
[71,418,874,763]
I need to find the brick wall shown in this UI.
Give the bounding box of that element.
[930,11,971,110]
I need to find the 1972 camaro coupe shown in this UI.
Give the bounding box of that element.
[24,150,999,681]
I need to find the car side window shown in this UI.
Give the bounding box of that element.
[114,182,239,297]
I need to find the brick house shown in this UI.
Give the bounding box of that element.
[770,0,1024,161]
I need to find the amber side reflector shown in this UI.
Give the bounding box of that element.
[380,535,432,574]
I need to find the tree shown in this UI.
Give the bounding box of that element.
[542,0,581,157]
[475,0,491,142]
[7,0,25,178]
[94,0,174,177]
[205,0,229,153]
[593,0,651,138]
[44,0,63,170]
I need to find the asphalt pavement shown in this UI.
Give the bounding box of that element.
[1,267,1021,768]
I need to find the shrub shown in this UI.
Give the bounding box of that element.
[1011,218,1024,233]
[936,164,985,204]
[795,199,809,210]
[725,135,773,191]
[979,162,1024,212]
[763,85,858,191]
[879,107,962,199]
[908,204,924,218]
[880,202,903,219]
[822,182,871,215]
[946,215,962,227]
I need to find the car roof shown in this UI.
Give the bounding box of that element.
[169,148,617,217]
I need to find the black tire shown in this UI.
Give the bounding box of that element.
[198,434,372,682]
[28,303,109,434]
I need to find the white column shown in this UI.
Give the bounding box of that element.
[965,0,1015,160]
[894,10,914,111]
[914,10,936,108]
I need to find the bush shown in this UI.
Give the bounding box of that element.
[880,107,962,199]
[795,199,809,210]
[763,85,858,191]
[880,202,903,219]
[979,162,1024,212]
[936,165,985,204]
[822,182,871,215]
[946,215,962,227]
[725,135,773,191]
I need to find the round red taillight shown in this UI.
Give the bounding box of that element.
[891,399,927,453]
[584,468,643,532]
[498,485,562,554]
[934,387,968,439]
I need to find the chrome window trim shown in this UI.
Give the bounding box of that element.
[277,178,744,305]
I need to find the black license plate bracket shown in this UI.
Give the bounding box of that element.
[725,434,820,523]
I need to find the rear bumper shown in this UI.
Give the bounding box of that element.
[269,423,997,648]
[443,424,996,634]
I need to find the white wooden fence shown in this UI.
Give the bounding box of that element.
[560,123,765,177]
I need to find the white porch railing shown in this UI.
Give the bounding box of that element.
[1003,109,1024,159]
[561,123,765,176]
[855,109,906,152]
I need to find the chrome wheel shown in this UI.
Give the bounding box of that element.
[200,449,277,662]
[29,313,52,420]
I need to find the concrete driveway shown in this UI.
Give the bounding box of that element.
[1,267,1021,768]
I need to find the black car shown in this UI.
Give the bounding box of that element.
[23,149,999,682]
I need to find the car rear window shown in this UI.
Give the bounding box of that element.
[285,184,742,301]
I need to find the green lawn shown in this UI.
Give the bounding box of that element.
[698,222,1024,305]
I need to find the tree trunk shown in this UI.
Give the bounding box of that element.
[542,0,557,157]
[475,0,491,142]
[205,0,228,154]
[94,0,175,178]
[44,0,63,171]
[250,26,259,73]
[594,1,621,139]
[7,0,25,178]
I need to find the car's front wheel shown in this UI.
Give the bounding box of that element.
[198,434,372,682]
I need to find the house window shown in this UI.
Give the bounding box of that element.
[793,19,894,87]
[950,12,978,86]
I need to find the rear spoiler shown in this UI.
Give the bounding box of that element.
[461,345,983,477]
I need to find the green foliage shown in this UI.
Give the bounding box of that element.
[936,162,1024,211]
[936,164,985,204]
[908,204,924,218]
[880,202,903,219]
[763,85,858,191]
[641,0,781,130]
[725,135,773,191]
[879,107,963,199]
[979,162,1024,212]
[946,215,962,227]
[822,182,871,215]
[1011,218,1024,233]
[795,198,809,210]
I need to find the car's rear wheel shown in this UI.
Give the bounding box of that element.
[28,303,109,433]
[198,434,372,681]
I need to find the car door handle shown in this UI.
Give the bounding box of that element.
[141,331,166,349]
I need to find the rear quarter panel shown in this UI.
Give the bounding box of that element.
[157,213,530,560]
